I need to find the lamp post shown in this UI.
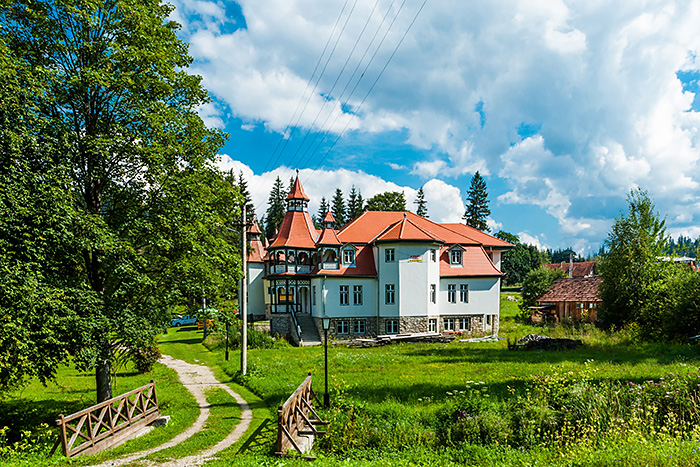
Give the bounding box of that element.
[321,315,331,408]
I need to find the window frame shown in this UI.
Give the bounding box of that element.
[353,285,363,305]
[430,249,437,262]
[385,248,395,262]
[339,285,349,306]
[342,248,355,265]
[354,319,366,334]
[428,318,437,333]
[337,320,349,334]
[443,318,455,332]
[385,284,395,305]
[386,319,399,334]
[459,284,469,303]
[430,284,436,304]
[448,284,456,303]
[458,317,470,331]
[450,249,462,265]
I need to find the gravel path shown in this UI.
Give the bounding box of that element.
[92,354,252,467]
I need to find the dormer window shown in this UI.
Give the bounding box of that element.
[342,248,355,266]
[450,249,462,265]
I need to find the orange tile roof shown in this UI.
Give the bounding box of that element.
[285,177,310,201]
[247,219,262,235]
[322,211,335,223]
[439,246,503,276]
[375,215,444,243]
[537,277,603,302]
[313,245,377,276]
[269,211,318,249]
[317,226,341,245]
[543,261,598,278]
[247,237,266,263]
[440,223,515,248]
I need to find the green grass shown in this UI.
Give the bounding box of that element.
[0,360,198,467]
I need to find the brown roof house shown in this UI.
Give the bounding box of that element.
[543,261,598,278]
[533,277,603,323]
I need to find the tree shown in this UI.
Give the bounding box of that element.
[414,187,428,217]
[464,171,491,232]
[265,176,286,239]
[237,170,255,221]
[520,266,566,317]
[346,186,363,221]
[494,231,546,285]
[2,0,240,401]
[331,188,346,228]
[599,189,669,331]
[317,197,330,224]
[365,191,406,212]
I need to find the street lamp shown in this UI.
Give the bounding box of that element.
[321,315,331,408]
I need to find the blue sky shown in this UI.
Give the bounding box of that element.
[169,0,700,254]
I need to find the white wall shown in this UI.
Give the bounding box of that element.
[312,277,377,319]
[438,277,499,317]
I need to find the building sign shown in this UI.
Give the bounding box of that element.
[408,255,423,263]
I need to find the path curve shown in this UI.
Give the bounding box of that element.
[92,355,252,467]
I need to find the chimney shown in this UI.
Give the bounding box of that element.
[568,252,573,278]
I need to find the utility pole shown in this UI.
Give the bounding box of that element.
[241,204,248,376]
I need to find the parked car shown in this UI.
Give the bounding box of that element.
[170,314,197,327]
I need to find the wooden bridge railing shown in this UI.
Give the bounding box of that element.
[276,373,328,456]
[52,380,160,458]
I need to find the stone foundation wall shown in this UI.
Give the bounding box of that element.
[270,314,300,346]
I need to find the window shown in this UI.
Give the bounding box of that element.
[428,319,437,333]
[443,318,455,331]
[385,248,395,262]
[313,286,316,305]
[386,319,399,334]
[431,249,437,262]
[448,284,456,303]
[450,249,462,265]
[342,249,355,265]
[385,284,395,304]
[430,284,436,304]
[339,285,349,306]
[458,318,470,331]
[354,320,366,334]
[337,320,349,334]
[486,315,492,325]
[353,285,363,305]
[460,284,469,303]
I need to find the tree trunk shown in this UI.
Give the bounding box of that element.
[96,356,112,403]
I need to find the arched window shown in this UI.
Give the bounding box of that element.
[298,252,309,265]
[324,249,337,262]
[287,251,296,265]
[276,251,285,265]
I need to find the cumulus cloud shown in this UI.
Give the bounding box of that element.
[176,0,700,248]
[218,157,467,223]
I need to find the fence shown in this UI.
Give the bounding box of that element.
[52,380,160,457]
[276,373,328,457]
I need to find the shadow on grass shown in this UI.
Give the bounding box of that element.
[160,337,203,346]
[237,418,276,455]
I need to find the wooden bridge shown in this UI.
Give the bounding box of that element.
[276,373,328,458]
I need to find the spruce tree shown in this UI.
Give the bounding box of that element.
[331,188,347,228]
[317,197,330,224]
[414,187,428,218]
[265,177,286,239]
[464,171,491,232]
[238,170,255,221]
[347,186,360,221]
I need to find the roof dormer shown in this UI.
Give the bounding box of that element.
[448,244,465,266]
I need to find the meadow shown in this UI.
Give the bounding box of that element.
[2,293,700,466]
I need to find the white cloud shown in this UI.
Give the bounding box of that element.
[218,157,466,223]
[518,232,550,251]
[178,0,700,248]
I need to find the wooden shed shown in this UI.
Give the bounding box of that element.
[533,277,603,323]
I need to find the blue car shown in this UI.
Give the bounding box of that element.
[170,314,197,327]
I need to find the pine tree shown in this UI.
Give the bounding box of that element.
[237,170,255,221]
[414,187,428,218]
[265,177,286,239]
[288,176,296,196]
[347,186,360,221]
[464,171,491,232]
[357,191,364,215]
[331,188,346,228]
[317,197,330,224]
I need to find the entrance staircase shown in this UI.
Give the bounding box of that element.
[295,313,322,346]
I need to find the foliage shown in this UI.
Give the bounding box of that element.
[1,0,240,400]
[495,232,547,286]
[233,170,255,222]
[520,266,566,314]
[545,247,584,264]
[317,196,330,224]
[464,171,491,232]
[598,189,670,333]
[364,191,406,212]
[264,176,286,240]
[346,185,364,221]
[331,188,346,228]
[414,187,428,217]
[664,234,700,258]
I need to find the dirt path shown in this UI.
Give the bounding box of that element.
[93,355,252,467]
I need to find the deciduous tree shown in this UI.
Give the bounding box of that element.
[365,191,406,212]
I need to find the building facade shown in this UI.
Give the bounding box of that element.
[247,177,512,342]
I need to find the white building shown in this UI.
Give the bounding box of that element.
[246,177,512,343]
